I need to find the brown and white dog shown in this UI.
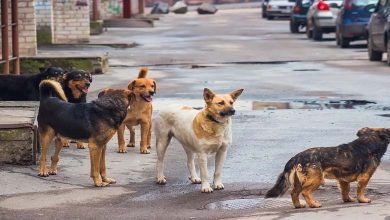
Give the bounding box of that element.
[155,88,243,193]
[117,67,156,154]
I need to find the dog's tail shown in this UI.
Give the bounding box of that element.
[39,79,68,102]
[265,160,295,198]
[138,67,148,78]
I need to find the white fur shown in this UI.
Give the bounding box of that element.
[155,105,232,193]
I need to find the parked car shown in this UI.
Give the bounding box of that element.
[265,0,296,20]
[306,0,343,40]
[262,0,270,18]
[367,0,390,65]
[335,0,377,48]
[290,0,314,33]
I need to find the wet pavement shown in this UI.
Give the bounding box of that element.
[1,5,390,220]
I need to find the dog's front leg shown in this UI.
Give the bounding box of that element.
[140,122,151,154]
[198,153,213,193]
[117,123,127,153]
[100,145,116,184]
[213,145,228,190]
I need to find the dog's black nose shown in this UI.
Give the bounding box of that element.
[86,82,91,87]
[229,109,236,115]
[149,91,155,96]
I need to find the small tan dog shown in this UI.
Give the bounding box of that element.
[155,88,243,193]
[117,67,156,154]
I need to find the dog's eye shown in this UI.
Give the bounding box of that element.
[140,85,146,88]
[218,101,225,105]
[230,101,233,105]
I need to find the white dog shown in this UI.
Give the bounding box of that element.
[155,88,243,193]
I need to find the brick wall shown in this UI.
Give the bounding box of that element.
[0,0,37,58]
[52,0,90,44]
[35,0,52,29]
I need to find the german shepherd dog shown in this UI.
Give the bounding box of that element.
[60,70,93,149]
[117,67,156,154]
[37,80,134,187]
[155,88,243,193]
[0,67,64,101]
[265,128,390,208]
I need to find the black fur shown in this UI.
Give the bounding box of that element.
[0,67,65,101]
[265,128,390,198]
[38,81,131,141]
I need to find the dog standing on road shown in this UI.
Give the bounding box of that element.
[37,80,134,186]
[265,127,390,208]
[155,88,243,193]
[117,67,156,154]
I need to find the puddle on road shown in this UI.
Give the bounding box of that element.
[205,198,291,210]
[252,100,376,110]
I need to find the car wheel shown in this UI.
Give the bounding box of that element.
[267,15,274,20]
[387,40,390,66]
[312,24,323,41]
[368,34,383,61]
[340,36,350,48]
[306,23,313,39]
[290,20,299,33]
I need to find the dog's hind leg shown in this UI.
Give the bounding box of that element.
[291,176,305,208]
[184,148,201,184]
[338,181,355,202]
[302,182,322,208]
[100,145,116,184]
[198,153,213,193]
[117,124,128,153]
[76,141,85,149]
[38,128,55,177]
[126,125,136,148]
[213,145,227,190]
[156,133,172,185]
[60,137,70,148]
[49,137,63,175]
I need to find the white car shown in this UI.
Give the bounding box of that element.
[306,0,343,40]
[265,0,296,20]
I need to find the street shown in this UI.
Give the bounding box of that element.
[1,5,390,219]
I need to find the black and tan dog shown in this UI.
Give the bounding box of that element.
[37,80,134,187]
[60,70,93,149]
[117,67,156,154]
[0,67,64,101]
[265,127,390,208]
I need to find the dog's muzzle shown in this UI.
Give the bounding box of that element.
[220,108,235,117]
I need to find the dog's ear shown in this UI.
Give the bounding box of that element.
[128,80,136,90]
[127,90,136,104]
[357,127,372,137]
[378,129,390,141]
[203,88,215,103]
[296,164,302,172]
[229,89,244,101]
[98,89,108,98]
[153,80,157,94]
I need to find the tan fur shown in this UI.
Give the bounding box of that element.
[40,80,68,102]
[67,80,88,99]
[117,68,156,154]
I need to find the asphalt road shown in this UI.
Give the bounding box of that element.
[1,6,390,220]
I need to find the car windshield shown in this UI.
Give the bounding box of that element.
[302,0,313,5]
[352,0,378,6]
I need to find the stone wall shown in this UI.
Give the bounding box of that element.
[0,0,37,58]
[52,0,90,43]
[35,0,52,29]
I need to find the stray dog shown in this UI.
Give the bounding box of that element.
[265,127,390,208]
[37,80,134,187]
[155,88,243,193]
[0,67,64,101]
[60,70,93,149]
[117,67,155,154]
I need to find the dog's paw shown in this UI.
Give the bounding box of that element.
[140,149,150,154]
[343,197,356,203]
[156,176,167,185]
[214,182,224,190]
[308,201,322,208]
[76,143,85,149]
[38,171,49,177]
[118,148,127,153]
[147,145,152,149]
[127,143,135,148]
[48,169,57,175]
[102,177,116,184]
[95,181,110,187]
[358,197,371,203]
[294,203,306,209]
[201,186,213,193]
[189,177,201,184]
